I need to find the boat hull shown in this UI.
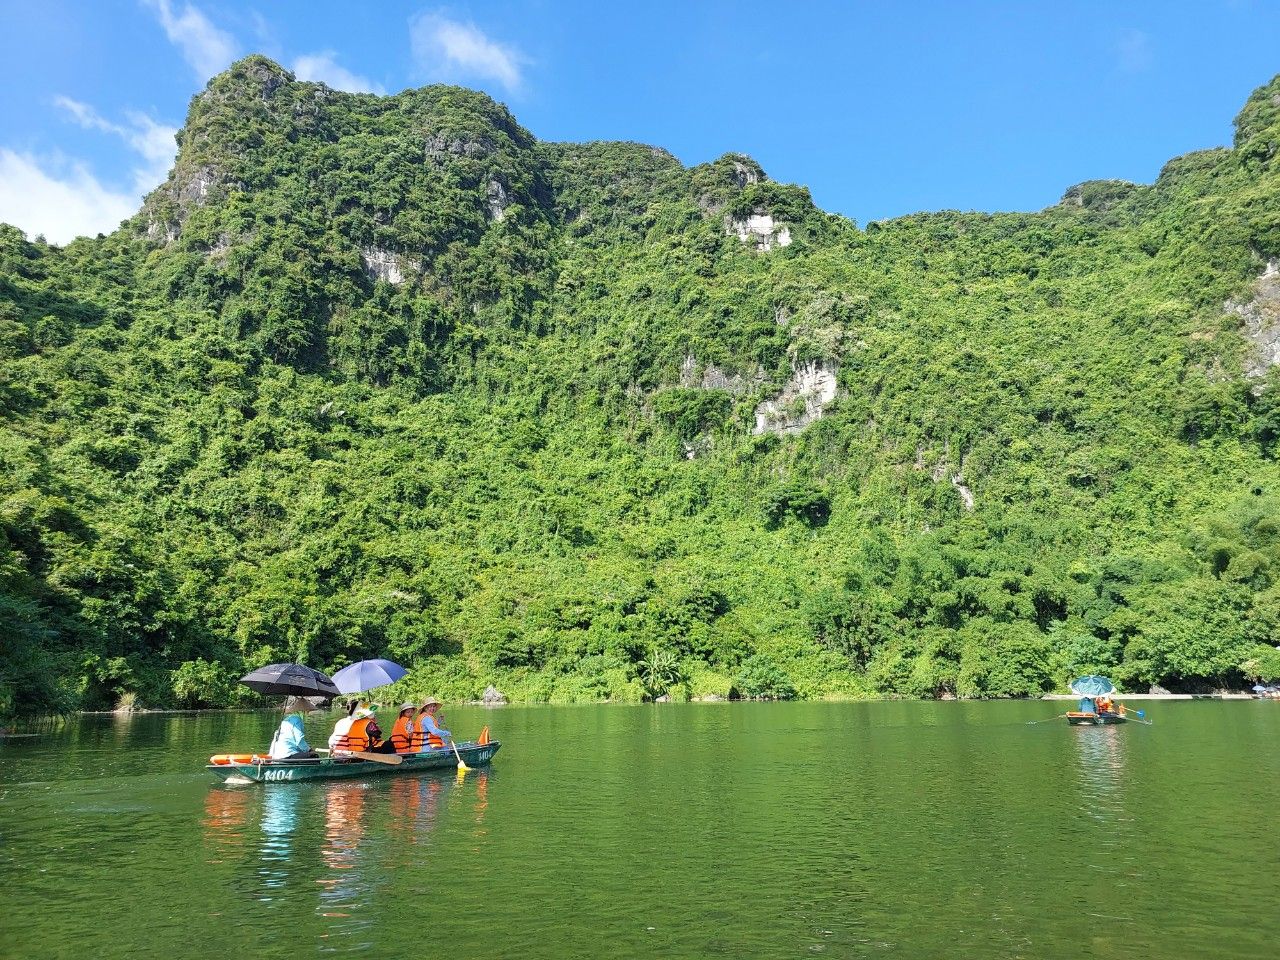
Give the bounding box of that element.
[1066,712,1128,726]
[206,740,500,783]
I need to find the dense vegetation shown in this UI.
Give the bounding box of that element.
[3,57,1280,714]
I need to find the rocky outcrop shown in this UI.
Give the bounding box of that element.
[752,361,838,435]
[144,164,234,246]
[486,177,508,222]
[729,158,760,188]
[481,685,507,706]
[360,247,418,285]
[425,132,494,159]
[1228,259,1280,377]
[726,212,791,252]
[920,445,976,512]
[678,355,764,395]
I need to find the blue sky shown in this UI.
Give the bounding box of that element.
[1,1,1277,243]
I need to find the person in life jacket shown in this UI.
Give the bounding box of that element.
[328,700,359,753]
[330,703,390,756]
[410,697,451,752]
[388,703,419,754]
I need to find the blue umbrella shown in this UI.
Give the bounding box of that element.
[332,659,407,694]
[1070,675,1116,696]
[1253,684,1270,693]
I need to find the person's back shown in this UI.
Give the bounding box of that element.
[270,714,307,760]
[329,714,356,752]
[270,699,319,760]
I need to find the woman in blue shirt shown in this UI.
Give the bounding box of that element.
[268,698,320,760]
[415,697,452,750]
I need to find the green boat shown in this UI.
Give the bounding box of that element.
[206,740,500,784]
[1066,711,1128,726]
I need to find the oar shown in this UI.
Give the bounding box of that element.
[1026,713,1069,725]
[317,748,403,765]
[353,750,403,765]
[449,738,470,772]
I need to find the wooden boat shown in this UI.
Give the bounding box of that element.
[207,740,500,784]
[1065,711,1128,726]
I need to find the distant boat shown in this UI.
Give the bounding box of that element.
[1066,707,1129,726]
[1065,675,1130,725]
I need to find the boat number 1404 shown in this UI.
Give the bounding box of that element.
[263,769,295,781]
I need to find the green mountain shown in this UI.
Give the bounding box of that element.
[4,57,1280,714]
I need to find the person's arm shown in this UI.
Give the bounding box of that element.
[422,713,451,740]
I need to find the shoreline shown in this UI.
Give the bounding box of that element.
[3,693,1271,727]
[75,690,1267,715]
[1040,693,1257,701]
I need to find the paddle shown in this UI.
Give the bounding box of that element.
[1026,713,1069,725]
[317,748,403,765]
[449,738,470,772]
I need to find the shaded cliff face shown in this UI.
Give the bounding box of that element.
[2,59,1280,714]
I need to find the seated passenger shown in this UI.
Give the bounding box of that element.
[388,703,418,754]
[1078,696,1096,714]
[269,697,320,760]
[411,697,451,752]
[331,704,381,757]
[327,700,358,752]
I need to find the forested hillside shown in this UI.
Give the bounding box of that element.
[4,57,1280,714]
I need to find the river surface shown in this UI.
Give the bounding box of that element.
[0,701,1276,959]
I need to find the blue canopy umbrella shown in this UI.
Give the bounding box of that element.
[1253,684,1271,693]
[332,659,408,695]
[1070,675,1116,696]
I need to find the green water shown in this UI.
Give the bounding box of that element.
[1,702,1276,959]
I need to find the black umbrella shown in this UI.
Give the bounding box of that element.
[239,663,339,699]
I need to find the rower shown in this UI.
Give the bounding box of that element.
[269,697,320,760]
[412,697,451,751]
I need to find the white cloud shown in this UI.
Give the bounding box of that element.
[54,96,178,193]
[1116,29,1153,72]
[291,52,384,94]
[410,13,526,93]
[0,150,136,244]
[142,0,238,80]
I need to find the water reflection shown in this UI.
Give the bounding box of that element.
[1071,725,1128,808]
[387,775,442,846]
[258,788,299,898]
[202,787,250,864]
[1069,724,1137,883]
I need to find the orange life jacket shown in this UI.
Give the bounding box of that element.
[410,715,445,752]
[390,715,415,754]
[334,716,375,752]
